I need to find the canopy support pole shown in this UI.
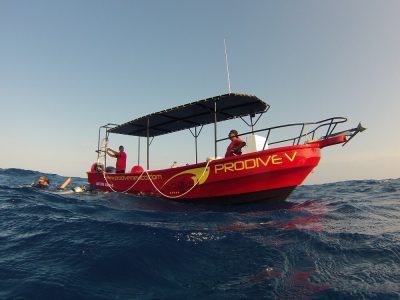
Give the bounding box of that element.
[97,126,102,162]
[214,101,218,157]
[195,127,198,163]
[189,125,204,164]
[147,117,150,170]
[239,111,267,134]
[104,129,109,167]
[137,136,140,166]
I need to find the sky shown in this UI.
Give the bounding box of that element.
[0,0,399,184]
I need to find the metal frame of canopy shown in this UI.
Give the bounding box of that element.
[96,94,270,169]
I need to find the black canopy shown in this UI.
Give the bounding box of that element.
[109,93,269,137]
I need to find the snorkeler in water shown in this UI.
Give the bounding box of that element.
[32,176,71,190]
[31,176,51,189]
[31,176,94,193]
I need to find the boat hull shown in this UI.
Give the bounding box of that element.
[175,186,297,205]
[87,143,321,204]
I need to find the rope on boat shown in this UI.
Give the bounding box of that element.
[144,160,211,199]
[102,169,146,193]
[100,160,211,199]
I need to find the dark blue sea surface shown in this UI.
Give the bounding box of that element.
[0,168,399,299]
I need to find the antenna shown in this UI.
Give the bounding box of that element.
[224,38,232,93]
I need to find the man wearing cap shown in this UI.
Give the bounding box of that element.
[225,130,246,158]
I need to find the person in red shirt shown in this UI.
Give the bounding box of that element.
[225,129,246,158]
[107,146,127,173]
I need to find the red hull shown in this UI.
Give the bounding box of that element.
[87,143,322,204]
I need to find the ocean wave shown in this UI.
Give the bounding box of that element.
[0,168,399,299]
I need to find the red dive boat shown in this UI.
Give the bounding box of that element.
[87,93,365,204]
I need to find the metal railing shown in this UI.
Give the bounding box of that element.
[217,117,348,149]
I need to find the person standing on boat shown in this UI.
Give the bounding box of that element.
[225,130,246,158]
[106,146,127,173]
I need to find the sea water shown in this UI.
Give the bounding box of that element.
[0,168,399,299]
